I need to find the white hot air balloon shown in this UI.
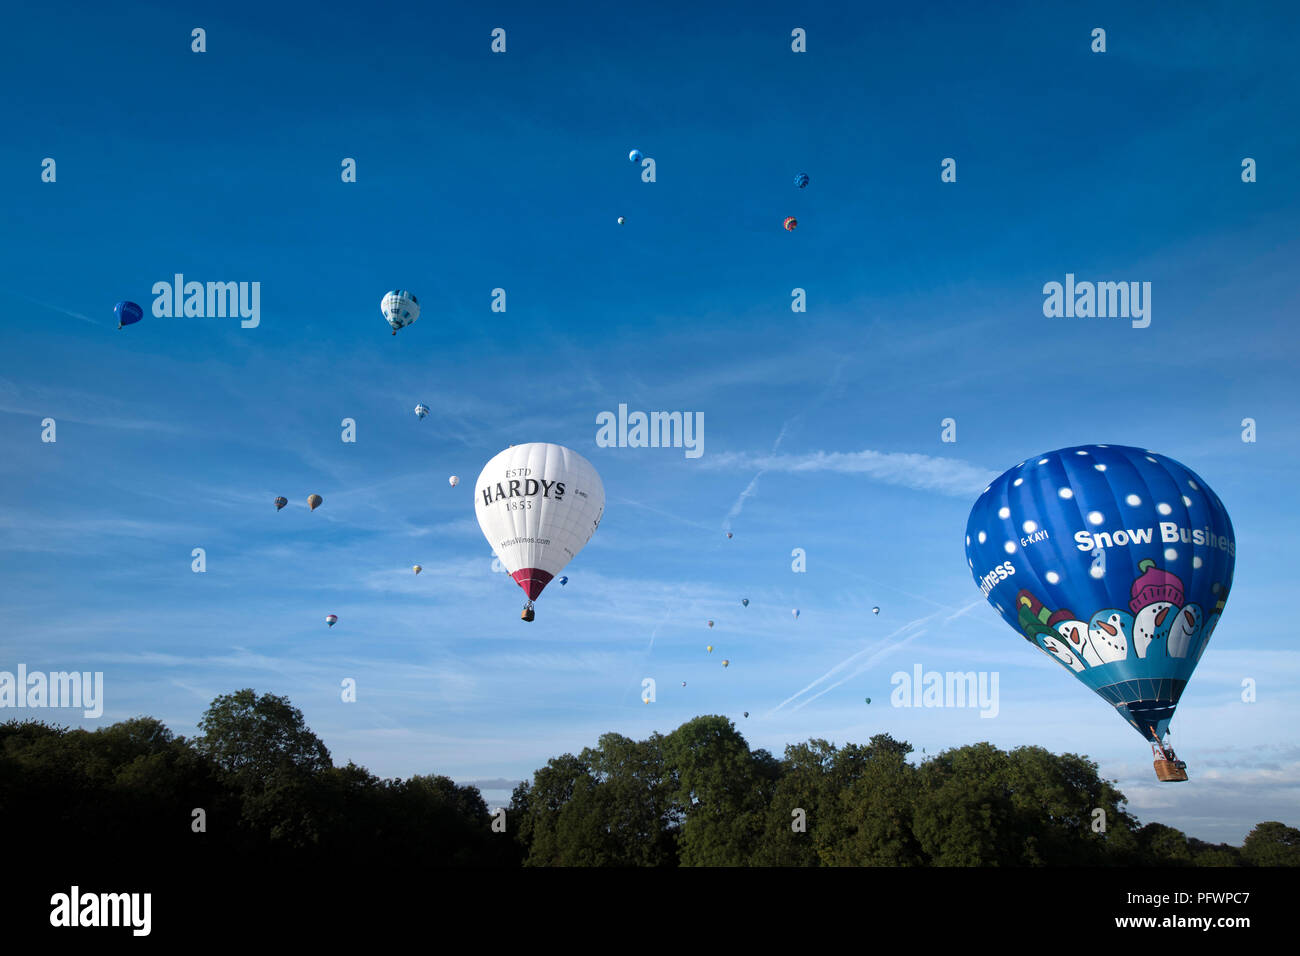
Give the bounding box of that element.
[448,475,459,488]
[381,290,420,335]
[414,404,430,419]
[474,443,604,621]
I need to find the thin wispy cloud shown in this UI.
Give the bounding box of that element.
[706,449,998,498]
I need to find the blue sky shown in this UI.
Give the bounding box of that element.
[2,0,1298,844]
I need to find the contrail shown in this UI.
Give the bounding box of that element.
[3,290,102,326]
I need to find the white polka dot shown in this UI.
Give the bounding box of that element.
[1022,520,1038,534]
[998,507,1010,519]
[1076,450,1089,456]
[995,603,1004,614]
[1188,479,1199,490]
[1058,488,1074,499]
[1038,458,1049,465]
[1193,556,1203,569]
[1046,571,1060,584]
[983,486,991,494]
[1145,456,1157,463]
[966,535,971,546]
[1182,496,1192,507]
[968,558,974,568]
[1094,464,1107,472]
[1004,541,1017,554]
[1017,462,1026,469]
[1157,503,1172,515]
[1013,477,1024,487]
[1098,444,1109,448]
[1164,548,1178,561]
[1126,494,1141,506]
[1090,566,1105,579]
[978,531,987,544]
[1087,511,1104,525]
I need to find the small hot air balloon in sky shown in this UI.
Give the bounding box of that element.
[448,476,459,487]
[413,565,422,575]
[325,614,338,628]
[966,444,1235,782]
[707,620,714,628]
[792,608,800,619]
[722,659,730,668]
[726,532,733,539]
[706,645,713,653]
[115,300,143,330]
[617,216,626,225]
[414,404,430,419]
[308,494,323,511]
[743,711,749,718]
[628,149,643,163]
[559,576,568,586]
[783,217,797,231]
[794,172,809,188]
[274,497,288,511]
[475,442,604,621]
[872,607,880,615]
[865,697,872,705]
[681,681,686,687]
[381,290,420,335]
[741,598,749,607]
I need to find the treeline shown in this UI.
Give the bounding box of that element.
[2,690,1295,867]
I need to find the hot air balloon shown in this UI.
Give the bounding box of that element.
[115,300,143,330]
[381,290,419,335]
[628,149,643,163]
[449,476,459,487]
[617,216,626,225]
[474,443,604,621]
[743,711,749,718]
[559,576,568,586]
[722,659,730,668]
[274,497,288,511]
[794,172,809,188]
[872,607,880,615]
[792,608,800,619]
[783,217,797,231]
[325,614,338,628]
[726,532,733,539]
[707,620,714,628]
[414,404,430,419]
[741,598,749,607]
[413,565,422,575]
[681,681,686,687]
[706,645,713,653]
[865,698,871,705]
[965,445,1234,782]
[308,494,322,511]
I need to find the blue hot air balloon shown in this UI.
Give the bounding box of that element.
[628,149,643,163]
[794,172,809,188]
[115,301,143,330]
[966,445,1234,780]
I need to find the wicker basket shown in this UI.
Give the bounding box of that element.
[1153,759,1188,782]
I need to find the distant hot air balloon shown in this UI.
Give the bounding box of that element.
[783,217,797,231]
[274,496,288,511]
[707,620,714,628]
[722,659,730,668]
[475,443,604,621]
[414,404,430,419]
[413,565,422,575]
[559,576,568,586]
[617,216,626,225]
[792,608,800,619]
[628,149,643,163]
[448,476,459,487]
[741,598,749,607]
[726,532,733,539]
[706,645,713,653]
[381,290,420,335]
[966,444,1234,782]
[114,300,143,330]
[325,614,338,628]
[872,607,880,615]
[743,711,749,718]
[865,698,872,705]
[681,681,686,687]
[794,172,809,188]
[308,494,323,511]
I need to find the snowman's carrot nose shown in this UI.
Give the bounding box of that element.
[1155,607,1169,626]
[1100,620,1118,636]
[1183,609,1196,626]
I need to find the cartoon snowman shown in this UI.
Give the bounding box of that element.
[1037,633,1087,673]
[1128,559,1184,659]
[1166,604,1204,658]
[1087,609,1134,663]
[1188,583,1227,663]
[1054,619,1104,668]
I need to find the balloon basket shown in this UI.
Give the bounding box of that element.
[1153,759,1188,782]
[521,605,535,622]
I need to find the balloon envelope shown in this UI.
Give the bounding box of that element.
[274,496,288,511]
[559,576,568,586]
[628,149,643,163]
[414,404,429,419]
[448,476,459,487]
[474,443,604,604]
[114,300,143,329]
[308,494,322,511]
[872,606,880,615]
[325,615,337,627]
[794,172,809,188]
[741,598,749,607]
[965,444,1234,742]
[413,565,422,574]
[381,290,419,333]
[783,217,797,231]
